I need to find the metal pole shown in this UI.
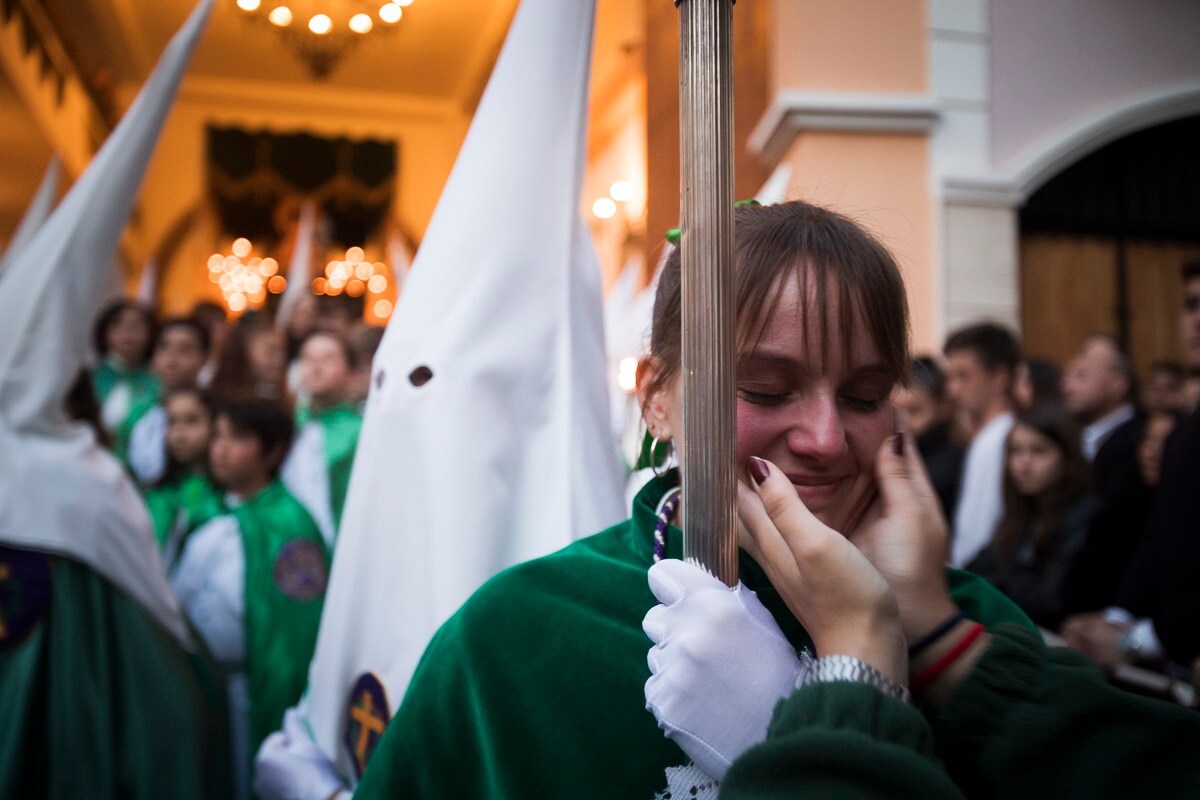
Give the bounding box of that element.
[677,0,737,585]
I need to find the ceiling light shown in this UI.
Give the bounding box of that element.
[267,5,293,26]
[308,14,333,34]
[349,13,373,33]
[379,3,402,23]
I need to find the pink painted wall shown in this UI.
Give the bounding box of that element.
[772,0,926,93]
[990,0,1200,167]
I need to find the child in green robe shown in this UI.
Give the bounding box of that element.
[90,299,159,436]
[143,387,225,563]
[123,316,211,485]
[281,329,362,548]
[171,399,329,800]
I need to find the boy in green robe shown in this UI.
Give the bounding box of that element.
[281,329,362,548]
[171,399,329,800]
[142,387,225,560]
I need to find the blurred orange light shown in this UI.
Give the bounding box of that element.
[267,275,287,293]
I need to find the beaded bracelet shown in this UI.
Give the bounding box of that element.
[908,611,967,657]
[911,622,986,692]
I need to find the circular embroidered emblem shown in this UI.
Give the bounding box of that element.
[272,539,327,602]
[344,672,391,779]
[0,547,52,653]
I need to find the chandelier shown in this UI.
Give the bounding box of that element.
[234,0,413,79]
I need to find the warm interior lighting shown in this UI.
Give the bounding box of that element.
[267,5,293,26]
[592,197,617,219]
[374,299,394,318]
[237,0,262,11]
[308,13,333,34]
[396,0,413,6]
[232,237,252,258]
[267,275,287,293]
[349,13,373,33]
[379,3,402,23]
[610,180,634,202]
[346,246,365,263]
[617,357,639,392]
[367,274,387,293]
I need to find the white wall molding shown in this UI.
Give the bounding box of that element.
[1003,81,1200,200]
[748,90,940,166]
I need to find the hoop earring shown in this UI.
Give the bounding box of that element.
[649,436,673,477]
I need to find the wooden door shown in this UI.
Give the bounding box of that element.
[1019,234,1118,366]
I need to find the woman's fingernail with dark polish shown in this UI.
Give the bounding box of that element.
[748,457,770,485]
[892,434,905,457]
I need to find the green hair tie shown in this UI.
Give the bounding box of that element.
[664,199,762,244]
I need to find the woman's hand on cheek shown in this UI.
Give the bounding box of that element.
[738,458,906,686]
[849,433,958,642]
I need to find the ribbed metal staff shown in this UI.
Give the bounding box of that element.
[676,0,737,585]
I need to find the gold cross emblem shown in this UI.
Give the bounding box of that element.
[350,690,386,767]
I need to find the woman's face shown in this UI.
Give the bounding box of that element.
[654,276,896,534]
[1007,423,1064,496]
[165,393,213,467]
[247,327,286,384]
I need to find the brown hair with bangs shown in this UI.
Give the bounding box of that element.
[640,200,910,406]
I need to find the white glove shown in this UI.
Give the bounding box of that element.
[254,707,349,800]
[643,559,801,781]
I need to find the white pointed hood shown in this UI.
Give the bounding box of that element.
[294,0,623,781]
[0,0,214,648]
[136,257,159,305]
[385,226,412,295]
[276,200,318,331]
[0,156,61,283]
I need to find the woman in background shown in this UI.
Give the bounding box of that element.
[968,404,1098,629]
[209,312,289,404]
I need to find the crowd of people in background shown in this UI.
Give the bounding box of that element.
[896,258,1200,695]
[76,291,383,798]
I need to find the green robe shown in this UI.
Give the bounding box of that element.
[0,546,231,799]
[230,481,330,769]
[354,472,1036,798]
[91,358,158,408]
[295,402,362,533]
[114,395,161,467]
[723,624,1200,799]
[144,471,226,553]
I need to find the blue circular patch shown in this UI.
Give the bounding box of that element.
[272,539,327,602]
[0,546,52,652]
[344,672,391,779]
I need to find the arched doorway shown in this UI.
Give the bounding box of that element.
[1018,114,1200,378]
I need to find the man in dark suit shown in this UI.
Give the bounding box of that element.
[1060,334,1150,614]
[1064,260,1200,670]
